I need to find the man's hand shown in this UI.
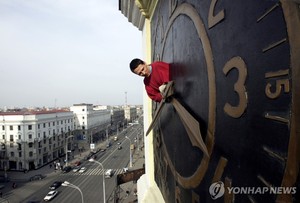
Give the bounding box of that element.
[159,84,167,95]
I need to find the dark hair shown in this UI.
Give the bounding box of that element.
[129,58,144,73]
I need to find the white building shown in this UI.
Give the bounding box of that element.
[124,106,138,123]
[0,110,74,171]
[70,103,111,150]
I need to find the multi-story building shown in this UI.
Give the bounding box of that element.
[111,107,125,134]
[124,106,138,123]
[0,110,74,171]
[70,103,111,150]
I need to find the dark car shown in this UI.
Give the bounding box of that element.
[62,166,72,173]
[49,181,62,190]
[118,146,122,150]
[29,174,46,181]
[74,161,81,166]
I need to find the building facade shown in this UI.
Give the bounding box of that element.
[70,103,111,150]
[0,110,74,171]
[124,106,138,123]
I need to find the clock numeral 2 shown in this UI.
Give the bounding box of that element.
[223,56,248,118]
[208,0,225,29]
[265,69,290,99]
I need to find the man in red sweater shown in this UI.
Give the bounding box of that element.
[129,58,171,102]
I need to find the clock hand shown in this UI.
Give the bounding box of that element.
[171,98,209,157]
[145,81,209,157]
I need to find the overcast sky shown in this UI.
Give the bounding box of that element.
[0,0,143,109]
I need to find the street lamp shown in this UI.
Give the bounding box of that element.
[62,181,84,203]
[125,136,132,167]
[65,135,74,166]
[89,158,106,203]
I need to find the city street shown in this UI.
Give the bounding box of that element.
[0,124,144,203]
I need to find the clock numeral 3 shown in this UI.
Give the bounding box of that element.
[223,56,248,118]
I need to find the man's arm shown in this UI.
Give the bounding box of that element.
[145,85,162,102]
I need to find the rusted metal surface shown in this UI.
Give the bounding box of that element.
[117,168,145,185]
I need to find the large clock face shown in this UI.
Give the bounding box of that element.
[152,0,299,202]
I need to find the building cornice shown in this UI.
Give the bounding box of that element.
[119,0,158,31]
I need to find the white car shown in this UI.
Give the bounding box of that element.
[72,166,80,172]
[78,167,86,173]
[44,190,58,201]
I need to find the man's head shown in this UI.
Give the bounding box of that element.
[130,58,151,77]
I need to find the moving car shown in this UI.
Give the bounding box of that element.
[49,181,62,190]
[105,169,114,178]
[74,161,81,166]
[78,167,86,173]
[43,190,58,201]
[29,174,46,181]
[72,166,80,173]
[62,166,72,173]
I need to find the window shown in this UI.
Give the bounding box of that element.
[48,123,50,127]
[18,125,21,131]
[10,126,13,130]
[2,126,4,130]
[17,143,21,150]
[53,122,55,126]
[18,135,21,139]
[53,129,55,135]
[82,116,85,119]
[28,125,32,130]
[28,134,32,139]
[10,135,13,142]
[19,152,22,157]
[38,124,40,129]
[43,123,46,128]
[11,152,14,157]
[82,108,85,111]
[10,143,14,148]
[29,151,33,157]
[29,143,33,148]
[2,135,4,139]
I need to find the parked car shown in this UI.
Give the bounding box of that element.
[78,167,86,173]
[62,166,72,173]
[29,174,46,181]
[44,190,58,201]
[118,146,122,150]
[49,181,62,190]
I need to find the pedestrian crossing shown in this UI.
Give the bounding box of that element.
[60,168,124,176]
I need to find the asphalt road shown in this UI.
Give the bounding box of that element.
[19,126,141,203]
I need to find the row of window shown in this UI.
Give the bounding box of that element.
[1,119,73,131]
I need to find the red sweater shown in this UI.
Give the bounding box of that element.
[144,61,171,102]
